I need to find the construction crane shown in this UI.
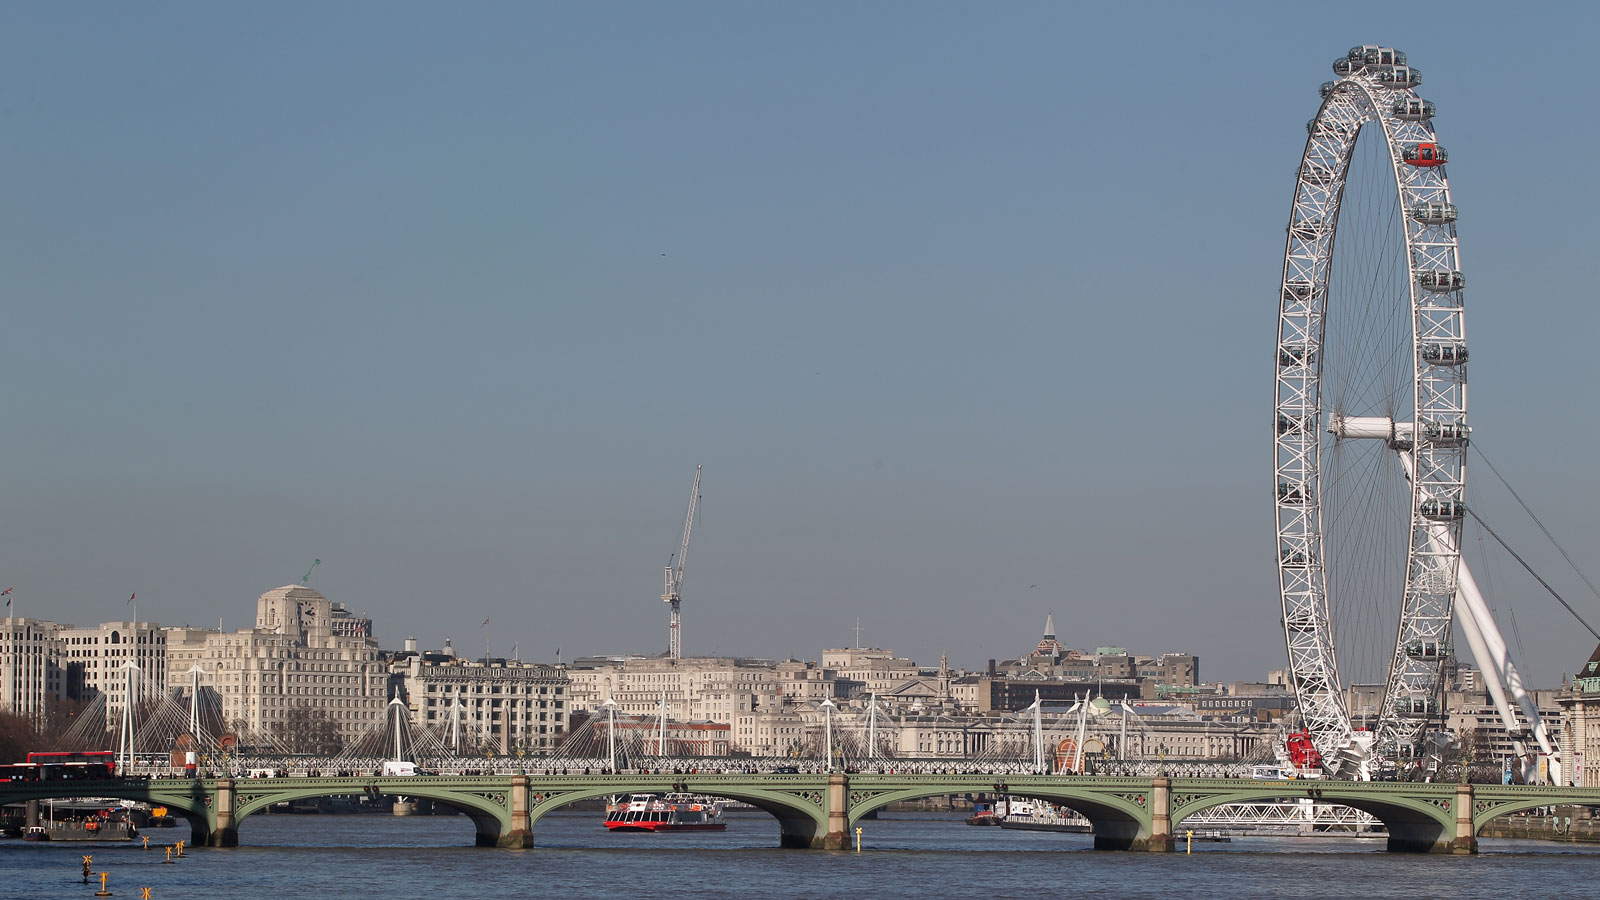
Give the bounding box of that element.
[661,466,701,660]
[300,558,321,586]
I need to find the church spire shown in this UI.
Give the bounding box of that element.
[1035,613,1064,658]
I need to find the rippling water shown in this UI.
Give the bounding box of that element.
[7,810,1600,899]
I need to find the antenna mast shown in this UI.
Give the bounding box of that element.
[662,465,701,660]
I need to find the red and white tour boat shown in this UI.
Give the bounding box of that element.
[604,793,727,832]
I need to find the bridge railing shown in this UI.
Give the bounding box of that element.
[118,755,1273,779]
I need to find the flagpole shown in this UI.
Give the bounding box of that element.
[3,589,13,719]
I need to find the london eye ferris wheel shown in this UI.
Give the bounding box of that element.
[1272,45,1559,780]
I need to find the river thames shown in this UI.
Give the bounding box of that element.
[6,810,1600,899]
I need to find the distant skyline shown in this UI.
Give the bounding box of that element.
[5,4,1600,685]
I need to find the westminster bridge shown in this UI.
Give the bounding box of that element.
[8,774,1600,854]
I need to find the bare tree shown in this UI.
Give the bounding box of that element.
[39,698,109,751]
[282,705,342,756]
[0,712,40,763]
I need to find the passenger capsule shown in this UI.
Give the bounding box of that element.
[1343,45,1407,66]
[1301,162,1337,185]
[1410,202,1457,225]
[1280,548,1310,567]
[1420,497,1465,520]
[1394,695,1439,718]
[1283,281,1314,301]
[1417,270,1465,292]
[1333,46,1407,76]
[1277,413,1309,435]
[1361,47,1406,66]
[1277,482,1307,504]
[1279,345,1314,368]
[1392,97,1436,120]
[1404,639,1451,660]
[1306,117,1352,137]
[1402,142,1448,167]
[1420,342,1468,366]
[1370,65,1423,88]
[1319,81,1339,99]
[1289,219,1325,241]
[1395,740,1429,760]
[1284,611,1317,632]
[1422,420,1471,446]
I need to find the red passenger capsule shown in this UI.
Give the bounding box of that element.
[1402,142,1447,167]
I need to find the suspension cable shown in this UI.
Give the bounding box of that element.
[1465,506,1600,643]
[1473,442,1600,606]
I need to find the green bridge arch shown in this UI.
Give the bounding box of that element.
[228,777,519,847]
[0,779,216,846]
[1165,779,1462,853]
[523,775,833,848]
[1471,784,1600,833]
[843,775,1164,850]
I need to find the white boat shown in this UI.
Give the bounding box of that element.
[604,793,727,832]
[998,798,1092,833]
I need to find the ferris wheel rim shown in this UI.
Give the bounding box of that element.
[1273,49,1469,774]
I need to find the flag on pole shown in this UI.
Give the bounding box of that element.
[1,588,11,609]
[481,617,491,627]
[128,593,136,604]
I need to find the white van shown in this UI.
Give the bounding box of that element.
[381,761,418,777]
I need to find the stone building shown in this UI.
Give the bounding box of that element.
[565,655,855,755]
[732,705,808,756]
[566,656,784,724]
[993,618,1199,689]
[1558,643,1600,786]
[57,621,168,721]
[0,617,168,724]
[393,640,568,754]
[567,710,731,757]
[1445,688,1565,773]
[821,647,918,697]
[0,617,64,721]
[818,699,1271,763]
[164,585,387,746]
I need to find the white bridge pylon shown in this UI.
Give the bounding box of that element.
[1332,414,1559,783]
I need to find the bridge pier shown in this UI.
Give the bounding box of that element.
[208,778,238,847]
[1451,782,1478,855]
[497,775,533,849]
[820,773,848,850]
[1138,777,1175,852]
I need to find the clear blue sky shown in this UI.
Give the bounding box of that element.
[4,3,1598,684]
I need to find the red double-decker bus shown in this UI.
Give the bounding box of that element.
[21,751,117,780]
